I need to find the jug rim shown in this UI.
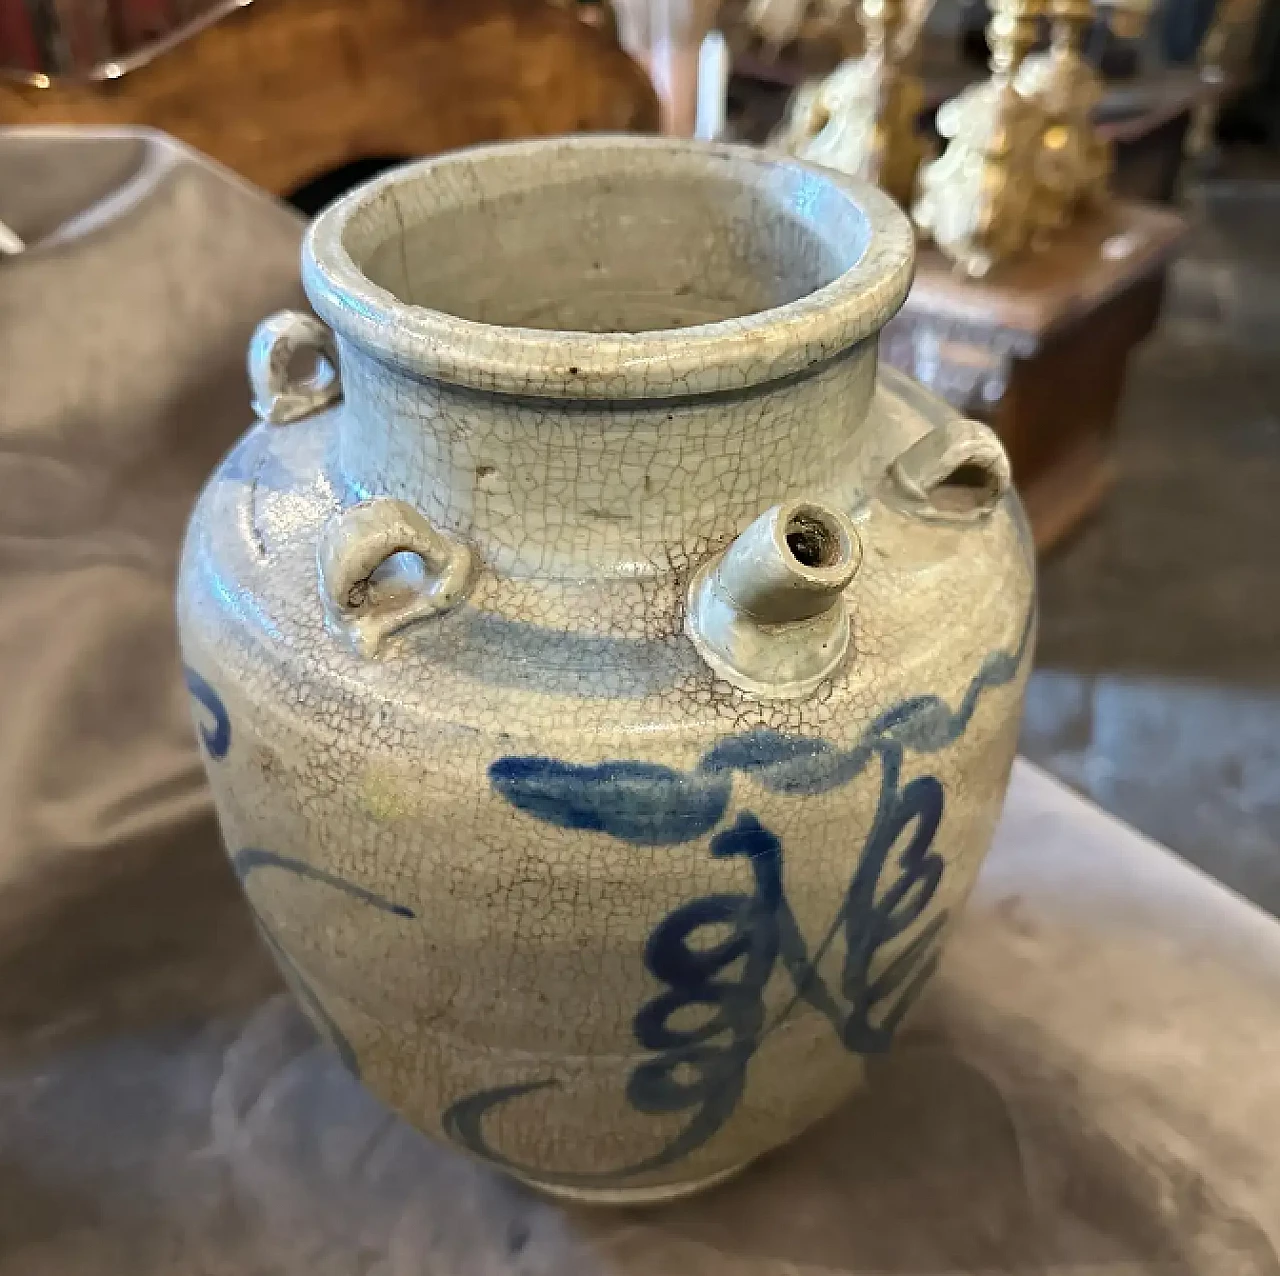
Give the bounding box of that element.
[302,135,915,401]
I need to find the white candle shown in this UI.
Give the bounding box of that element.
[695,29,731,141]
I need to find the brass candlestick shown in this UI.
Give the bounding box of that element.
[1015,0,1111,234]
[1187,0,1264,157]
[770,0,930,207]
[912,0,1047,277]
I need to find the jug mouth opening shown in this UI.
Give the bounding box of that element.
[303,136,914,401]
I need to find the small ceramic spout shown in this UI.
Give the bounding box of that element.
[686,500,861,699]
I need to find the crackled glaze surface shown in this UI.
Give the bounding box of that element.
[177,136,1036,1204]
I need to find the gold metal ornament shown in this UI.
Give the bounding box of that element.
[742,0,860,59]
[770,0,932,208]
[1187,0,1265,157]
[1014,0,1112,235]
[1196,0,1263,78]
[911,0,1048,277]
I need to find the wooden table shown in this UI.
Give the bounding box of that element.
[0,0,659,199]
[881,201,1189,552]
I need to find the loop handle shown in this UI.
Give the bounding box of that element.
[318,499,472,658]
[888,418,1012,522]
[248,311,341,424]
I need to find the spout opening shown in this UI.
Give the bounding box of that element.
[685,499,859,699]
[783,505,850,572]
[770,501,859,593]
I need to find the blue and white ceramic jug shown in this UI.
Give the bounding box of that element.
[178,136,1035,1204]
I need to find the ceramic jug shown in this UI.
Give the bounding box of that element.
[178,136,1036,1204]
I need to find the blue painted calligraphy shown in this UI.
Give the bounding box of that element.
[444,606,1033,1185]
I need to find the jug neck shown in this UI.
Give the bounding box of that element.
[302,138,914,575]
[332,338,880,577]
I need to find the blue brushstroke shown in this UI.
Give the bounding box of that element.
[183,665,231,759]
[446,604,1034,1185]
[232,848,415,919]
[247,903,363,1078]
[187,685,412,1077]
[490,604,1035,832]
[831,755,945,1052]
[490,757,731,846]
[183,677,414,1077]
[235,851,416,1079]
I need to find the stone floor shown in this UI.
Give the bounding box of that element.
[1022,166,1280,914]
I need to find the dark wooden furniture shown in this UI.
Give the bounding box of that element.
[0,0,659,198]
[1098,67,1236,202]
[880,201,1188,551]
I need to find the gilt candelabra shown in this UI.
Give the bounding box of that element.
[911,0,1049,277]
[1014,0,1112,234]
[770,0,932,207]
